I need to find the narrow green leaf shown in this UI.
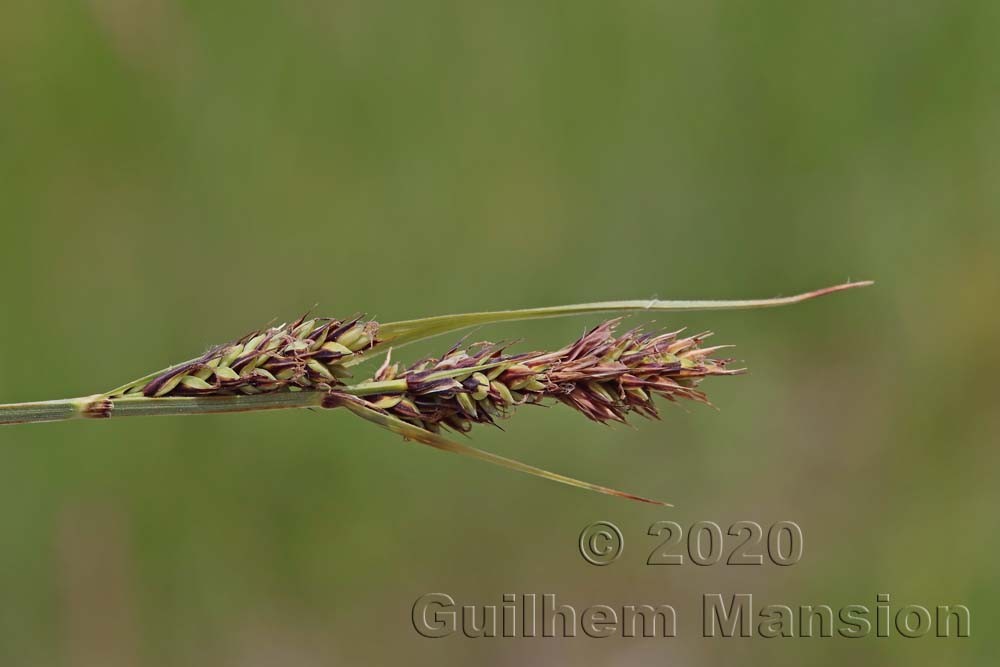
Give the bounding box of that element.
[372,281,874,352]
[332,394,671,506]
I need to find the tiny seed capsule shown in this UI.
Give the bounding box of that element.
[479,399,500,417]
[522,378,547,393]
[336,326,364,350]
[456,391,477,417]
[349,334,372,351]
[179,376,214,390]
[625,387,649,402]
[154,373,187,397]
[371,395,403,410]
[321,342,354,357]
[307,334,326,352]
[491,380,515,405]
[446,415,472,432]
[603,339,630,362]
[292,319,317,338]
[244,333,267,351]
[307,359,335,380]
[470,372,490,401]
[241,356,262,372]
[220,345,243,367]
[587,382,616,404]
[508,378,527,391]
[251,368,278,382]
[214,366,241,381]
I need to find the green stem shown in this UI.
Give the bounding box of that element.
[0,398,89,425]
[0,379,412,426]
[110,392,326,418]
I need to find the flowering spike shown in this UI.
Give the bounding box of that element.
[352,319,740,434]
[107,316,383,399]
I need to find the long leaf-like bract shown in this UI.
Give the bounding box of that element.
[351,281,873,363]
[328,393,670,506]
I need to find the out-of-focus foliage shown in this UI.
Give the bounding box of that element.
[1,2,996,665]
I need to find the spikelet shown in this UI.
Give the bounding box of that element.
[122,316,380,398]
[352,319,741,434]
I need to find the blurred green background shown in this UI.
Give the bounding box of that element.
[1,1,997,665]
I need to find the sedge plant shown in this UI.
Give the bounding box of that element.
[0,282,872,505]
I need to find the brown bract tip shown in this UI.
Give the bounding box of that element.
[80,396,113,419]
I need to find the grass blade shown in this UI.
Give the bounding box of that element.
[371,281,873,352]
[329,393,670,506]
